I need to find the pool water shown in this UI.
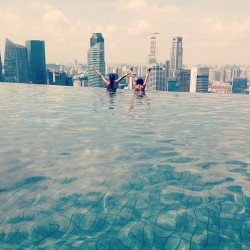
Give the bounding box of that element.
[0,83,250,249]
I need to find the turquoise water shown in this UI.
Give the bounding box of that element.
[0,83,250,249]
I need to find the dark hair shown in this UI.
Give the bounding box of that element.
[136,77,144,85]
[109,74,115,88]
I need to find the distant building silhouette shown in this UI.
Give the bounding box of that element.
[4,38,29,83]
[25,40,47,84]
[47,69,73,86]
[170,36,183,78]
[0,52,4,82]
[87,33,105,87]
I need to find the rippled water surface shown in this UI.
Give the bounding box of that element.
[0,83,250,249]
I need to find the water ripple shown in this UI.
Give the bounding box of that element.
[0,83,250,249]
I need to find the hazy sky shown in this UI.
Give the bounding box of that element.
[1,0,250,65]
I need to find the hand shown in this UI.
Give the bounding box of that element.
[92,66,96,71]
[130,66,133,71]
[148,68,151,73]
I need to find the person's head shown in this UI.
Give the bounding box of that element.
[136,77,144,85]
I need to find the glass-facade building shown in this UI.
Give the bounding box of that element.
[232,78,248,94]
[87,33,105,87]
[168,78,179,92]
[0,52,4,82]
[4,39,29,83]
[170,37,183,78]
[196,68,209,93]
[25,40,47,84]
[190,67,209,93]
[176,69,191,92]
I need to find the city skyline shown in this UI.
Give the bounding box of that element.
[1,0,250,65]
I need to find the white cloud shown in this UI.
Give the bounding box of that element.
[94,25,120,34]
[117,0,147,10]
[117,0,179,15]
[127,19,152,37]
[202,16,250,40]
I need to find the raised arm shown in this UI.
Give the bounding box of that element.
[115,72,130,84]
[142,68,151,88]
[92,66,109,86]
[129,66,137,88]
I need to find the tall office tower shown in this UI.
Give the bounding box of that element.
[165,60,170,90]
[25,40,47,84]
[190,67,209,93]
[175,69,191,92]
[87,33,105,87]
[0,52,4,82]
[147,63,166,91]
[4,38,29,83]
[170,36,183,77]
[232,78,247,94]
[147,33,159,65]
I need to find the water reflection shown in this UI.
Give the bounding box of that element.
[108,91,116,110]
[129,91,150,111]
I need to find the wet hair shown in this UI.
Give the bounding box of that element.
[136,77,144,85]
[109,74,116,89]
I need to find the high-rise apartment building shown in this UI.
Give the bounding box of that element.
[25,40,47,84]
[170,36,183,77]
[0,52,4,82]
[87,33,105,87]
[147,33,159,65]
[190,67,209,93]
[4,38,29,83]
[147,63,166,91]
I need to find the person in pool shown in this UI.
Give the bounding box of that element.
[129,66,151,92]
[92,66,130,92]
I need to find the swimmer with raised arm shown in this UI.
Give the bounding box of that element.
[92,66,130,92]
[130,66,151,92]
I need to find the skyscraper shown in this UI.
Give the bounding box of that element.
[4,38,29,83]
[87,33,105,87]
[170,36,183,77]
[0,52,4,82]
[147,33,159,65]
[25,40,47,84]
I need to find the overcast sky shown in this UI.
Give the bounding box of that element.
[1,0,250,65]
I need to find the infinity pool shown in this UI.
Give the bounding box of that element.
[0,83,250,249]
